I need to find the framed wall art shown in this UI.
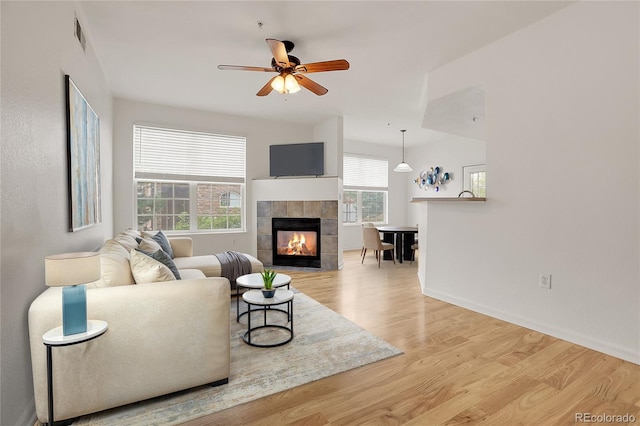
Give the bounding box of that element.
[65,75,101,231]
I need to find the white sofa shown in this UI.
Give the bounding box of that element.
[94,229,263,287]
[28,230,263,424]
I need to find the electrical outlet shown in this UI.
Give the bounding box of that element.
[539,273,552,289]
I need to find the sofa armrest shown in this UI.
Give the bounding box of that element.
[169,237,193,257]
[28,278,230,423]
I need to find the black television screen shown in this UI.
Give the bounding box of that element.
[269,142,324,177]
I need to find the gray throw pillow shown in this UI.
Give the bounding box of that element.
[136,248,181,280]
[152,230,174,259]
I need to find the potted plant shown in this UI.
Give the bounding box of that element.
[260,269,277,298]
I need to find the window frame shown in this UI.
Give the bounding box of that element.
[462,164,487,198]
[135,179,246,234]
[133,125,246,234]
[342,189,388,225]
[343,153,389,225]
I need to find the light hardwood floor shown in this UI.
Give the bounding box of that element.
[182,250,640,425]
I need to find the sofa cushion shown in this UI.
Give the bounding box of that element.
[172,253,263,278]
[178,269,207,280]
[129,249,176,284]
[137,248,181,280]
[97,240,135,287]
[167,237,192,258]
[172,255,222,277]
[143,230,174,258]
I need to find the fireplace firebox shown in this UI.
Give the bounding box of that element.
[272,217,321,268]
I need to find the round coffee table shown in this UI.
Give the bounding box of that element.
[242,289,294,347]
[235,273,291,322]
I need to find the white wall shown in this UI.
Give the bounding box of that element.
[313,116,343,178]
[0,2,113,424]
[113,99,316,256]
[406,135,486,226]
[420,1,639,363]
[313,117,344,266]
[342,138,413,250]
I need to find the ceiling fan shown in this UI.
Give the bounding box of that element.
[217,38,350,96]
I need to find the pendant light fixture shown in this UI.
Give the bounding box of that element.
[393,129,413,173]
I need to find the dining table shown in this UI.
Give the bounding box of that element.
[376,226,418,263]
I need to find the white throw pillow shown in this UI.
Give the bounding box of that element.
[114,233,138,251]
[129,249,176,284]
[137,237,163,253]
[123,228,141,239]
[97,240,135,287]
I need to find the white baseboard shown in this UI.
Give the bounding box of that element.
[421,286,639,365]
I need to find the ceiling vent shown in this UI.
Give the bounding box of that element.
[74,15,86,51]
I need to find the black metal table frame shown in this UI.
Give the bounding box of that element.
[377,227,418,263]
[45,333,105,426]
[235,282,290,322]
[242,298,294,348]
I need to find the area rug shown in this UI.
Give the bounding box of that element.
[75,292,402,425]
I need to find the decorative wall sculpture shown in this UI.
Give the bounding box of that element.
[414,166,452,192]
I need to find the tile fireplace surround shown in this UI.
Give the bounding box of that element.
[257,200,339,270]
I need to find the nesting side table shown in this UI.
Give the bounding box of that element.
[42,320,108,426]
[235,273,291,322]
[242,289,294,347]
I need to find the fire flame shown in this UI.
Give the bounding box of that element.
[286,232,307,255]
[276,231,317,256]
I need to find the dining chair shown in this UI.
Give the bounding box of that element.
[361,226,395,267]
[410,242,419,264]
[360,222,376,256]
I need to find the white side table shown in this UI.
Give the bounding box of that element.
[42,320,108,426]
[235,273,291,322]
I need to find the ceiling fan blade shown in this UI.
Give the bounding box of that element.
[266,38,291,68]
[218,65,275,72]
[294,74,328,96]
[257,76,277,96]
[295,59,350,73]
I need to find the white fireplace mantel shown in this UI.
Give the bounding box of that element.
[252,176,342,202]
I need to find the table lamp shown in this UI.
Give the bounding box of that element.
[45,252,101,336]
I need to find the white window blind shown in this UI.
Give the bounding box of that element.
[343,154,388,190]
[134,125,246,183]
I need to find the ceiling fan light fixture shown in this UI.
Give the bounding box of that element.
[284,73,301,93]
[219,38,348,96]
[271,74,285,93]
[270,73,300,94]
[393,129,413,173]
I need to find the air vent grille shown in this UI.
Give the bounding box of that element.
[75,16,86,51]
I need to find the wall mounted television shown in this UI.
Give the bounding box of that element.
[269,142,324,177]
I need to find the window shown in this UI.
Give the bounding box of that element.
[134,125,246,233]
[343,190,358,223]
[196,186,242,230]
[137,182,190,231]
[463,164,487,197]
[220,191,241,208]
[343,154,388,224]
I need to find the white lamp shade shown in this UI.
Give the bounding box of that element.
[284,74,301,93]
[45,252,101,287]
[393,162,413,173]
[271,75,285,93]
